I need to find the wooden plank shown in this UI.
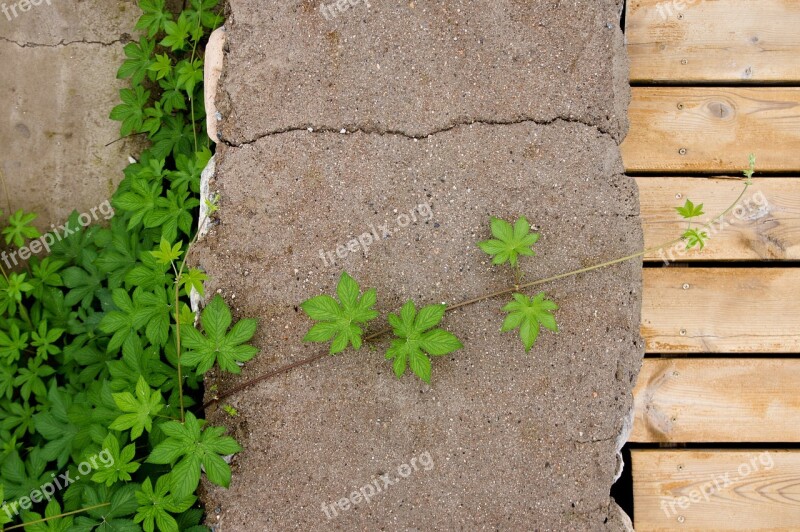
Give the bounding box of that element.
[638,177,800,261]
[631,359,800,442]
[632,449,800,531]
[642,268,800,353]
[621,87,800,173]
[626,0,800,83]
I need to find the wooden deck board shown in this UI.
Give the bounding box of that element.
[632,449,800,531]
[626,0,800,83]
[638,177,800,261]
[642,268,800,353]
[631,359,800,442]
[622,87,800,173]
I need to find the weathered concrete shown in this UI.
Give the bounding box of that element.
[196,1,640,530]
[0,1,141,230]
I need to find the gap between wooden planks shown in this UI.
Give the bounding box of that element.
[642,268,800,353]
[626,0,800,83]
[630,358,800,443]
[632,449,800,531]
[638,177,800,261]
[622,87,800,173]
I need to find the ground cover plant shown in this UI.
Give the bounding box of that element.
[0,2,256,530]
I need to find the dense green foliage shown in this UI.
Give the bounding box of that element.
[0,2,257,530]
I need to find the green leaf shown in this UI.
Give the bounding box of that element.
[109,85,150,137]
[300,272,379,354]
[160,12,192,51]
[181,295,259,374]
[134,475,195,532]
[147,412,242,497]
[136,0,174,37]
[117,37,155,85]
[477,216,539,267]
[181,268,207,297]
[683,228,710,250]
[385,301,463,382]
[20,498,73,532]
[91,433,141,486]
[150,237,183,265]
[675,198,705,219]
[110,376,165,439]
[2,209,40,247]
[501,292,559,351]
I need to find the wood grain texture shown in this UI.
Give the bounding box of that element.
[632,449,800,531]
[622,87,800,173]
[642,268,800,353]
[638,177,800,261]
[626,0,800,83]
[631,358,800,442]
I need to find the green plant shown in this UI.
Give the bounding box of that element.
[216,155,756,394]
[0,1,254,531]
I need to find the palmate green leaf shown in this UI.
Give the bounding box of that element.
[186,0,222,30]
[1,447,52,500]
[477,216,540,267]
[14,357,55,402]
[301,272,378,354]
[181,268,207,297]
[150,237,183,265]
[2,208,41,247]
[501,292,559,352]
[109,85,150,137]
[675,198,705,220]
[147,412,242,497]
[175,58,204,95]
[385,301,463,383]
[110,375,164,439]
[0,322,28,363]
[683,228,710,250]
[150,114,195,159]
[135,474,196,532]
[33,383,78,468]
[181,295,259,374]
[117,37,155,85]
[113,177,161,230]
[160,12,193,51]
[0,272,34,316]
[31,319,64,359]
[72,483,140,532]
[91,433,140,486]
[20,498,73,532]
[136,0,174,38]
[145,189,200,242]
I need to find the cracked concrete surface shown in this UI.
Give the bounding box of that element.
[0,1,140,229]
[196,0,640,530]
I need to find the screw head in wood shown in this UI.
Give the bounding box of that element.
[679,148,687,156]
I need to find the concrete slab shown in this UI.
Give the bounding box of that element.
[196,0,640,529]
[0,1,141,229]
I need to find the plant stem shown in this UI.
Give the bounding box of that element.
[4,503,111,530]
[204,179,751,408]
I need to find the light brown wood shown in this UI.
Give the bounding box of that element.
[631,359,800,442]
[642,268,800,353]
[626,0,800,83]
[622,87,800,173]
[638,177,800,261]
[632,449,800,531]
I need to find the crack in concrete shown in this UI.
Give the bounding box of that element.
[0,36,124,48]
[219,115,615,148]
